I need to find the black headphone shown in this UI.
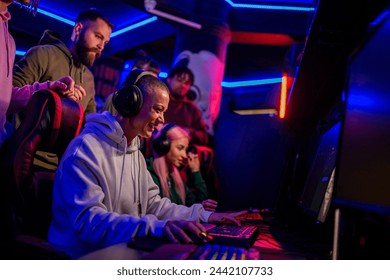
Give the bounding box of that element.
[112,69,152,117]
[152,123,177,156]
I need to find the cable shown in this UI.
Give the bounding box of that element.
[137,145,142,217]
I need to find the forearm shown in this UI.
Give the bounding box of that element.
[147,193,212,222]
[9,82,51,113]
[74,208,167,246]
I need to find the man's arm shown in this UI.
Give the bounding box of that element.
[80,67,97,115]
[10,46,49,112]
[11,46,86,113]
[13,45,48,87]
[84,93,97,115]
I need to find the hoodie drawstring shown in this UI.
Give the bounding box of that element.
[115,136,142,217]
[114,135,127,211]
[137,150,142,217]
[2,17,10,77]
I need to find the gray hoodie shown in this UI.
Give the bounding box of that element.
[49,112,211,258]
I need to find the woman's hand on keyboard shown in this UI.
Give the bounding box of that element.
[163,220,207,244]
[208,210,248,226]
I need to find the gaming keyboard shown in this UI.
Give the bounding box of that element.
[141,243,260,260]
[189,244,248,260]
[207,224,259,248]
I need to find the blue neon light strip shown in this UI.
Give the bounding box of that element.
[15,51,280,88]
[224,0,315,11]
[15,50,26,56]
[16,2,158,37]
[159,72,168,78]
[111,17,158,37]
[221,77,282,88]
[12,2,75,25]
[37,8,75,25]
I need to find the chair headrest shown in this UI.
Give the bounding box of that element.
[2,89,84,188]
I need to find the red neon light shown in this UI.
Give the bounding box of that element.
[279,74,288,119]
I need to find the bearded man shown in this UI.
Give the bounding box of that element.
[12,8,113,119]
[1,1,88,148]
[11,8,113,170]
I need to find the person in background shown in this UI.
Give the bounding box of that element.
[12,8,114,124]
[0,0,83,149]
[147,123,218,211]
[131,49,161,77]
[164,66,218,200]
[10,8,113,170]
[49,69,245,259]
[103,49,161,115]
[164,65,209,146]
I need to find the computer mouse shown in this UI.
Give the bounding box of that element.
[187,231,213,245]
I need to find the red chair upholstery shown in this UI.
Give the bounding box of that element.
[0,89,84,259]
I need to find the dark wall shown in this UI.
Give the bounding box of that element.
[213,94,290,212]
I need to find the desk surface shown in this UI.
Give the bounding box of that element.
[79,223,329,260]
[78,243,149,260]
[78,241,304,260]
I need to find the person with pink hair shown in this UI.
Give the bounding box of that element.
[147,123,218,211]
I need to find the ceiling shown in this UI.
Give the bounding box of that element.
[8,0,317,81]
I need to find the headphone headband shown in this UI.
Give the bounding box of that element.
[134,71,154,84]
[155,123,176,139]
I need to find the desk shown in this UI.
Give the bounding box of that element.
[78,243,149,260]
[79,223,327,260]
[79,242,248,260]
[78,237,199,260]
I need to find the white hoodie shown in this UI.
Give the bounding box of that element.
[49,112,212,258]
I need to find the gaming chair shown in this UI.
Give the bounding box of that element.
[0,89,84,259]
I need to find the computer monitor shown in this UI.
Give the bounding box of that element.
[298,122,341,222]
[334,11,390,215]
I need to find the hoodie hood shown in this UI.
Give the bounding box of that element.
[84,111,140,154]
[38,29,70,58]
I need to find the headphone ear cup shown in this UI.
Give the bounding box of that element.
[152,136,171,156]
[112,85,143,118]
[152,123,176,156]
[113,69,155,118]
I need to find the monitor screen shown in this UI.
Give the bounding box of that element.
[299,122,341,222]
[334,13,390,215]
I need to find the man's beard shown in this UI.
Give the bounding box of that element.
[75,36,101,67]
